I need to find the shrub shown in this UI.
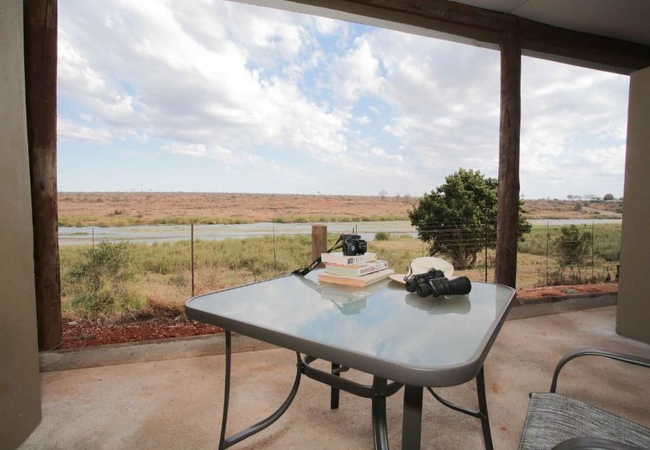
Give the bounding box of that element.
[374,232,391,241]
[553,225,592,272]
[64,241,145,320]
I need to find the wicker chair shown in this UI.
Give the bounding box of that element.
[519,348,650,450]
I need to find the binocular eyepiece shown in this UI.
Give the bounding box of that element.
[404,267,472,298]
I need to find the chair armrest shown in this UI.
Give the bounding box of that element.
[553,437,644,450]
[551,348,650,393]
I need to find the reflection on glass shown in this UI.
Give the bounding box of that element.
[296,275,389,315]
[404,293,471,315]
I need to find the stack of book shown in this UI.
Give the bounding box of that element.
[318,252,394,287]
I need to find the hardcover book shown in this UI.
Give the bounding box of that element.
[318,268,395,288]
[320,252,377,265]
[325,260,389,277]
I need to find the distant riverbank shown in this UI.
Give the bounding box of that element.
[58,218,622,246]
[58,192,622,228]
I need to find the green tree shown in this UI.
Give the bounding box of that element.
[603,193,614,201]
[553,225,593,273]
[408,169,531,269]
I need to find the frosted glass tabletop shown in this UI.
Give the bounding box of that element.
[186,271,516,387]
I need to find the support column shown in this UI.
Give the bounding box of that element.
[1,0,42,446]
[24,0,62,350]
[495,26,521,288]
[617,66,650,344]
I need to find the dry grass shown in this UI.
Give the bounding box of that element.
[58,192,622,226]
[58,192,415,226]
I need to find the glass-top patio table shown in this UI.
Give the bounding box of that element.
[185,270,516,450]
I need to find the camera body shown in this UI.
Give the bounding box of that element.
[404,268,472,298]
[341,234,367,256]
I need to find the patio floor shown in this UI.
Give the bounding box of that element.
[19,305,650,450]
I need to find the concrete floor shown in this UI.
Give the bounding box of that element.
[19,306,650,450]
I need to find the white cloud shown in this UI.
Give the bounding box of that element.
[57,118,112,143]
[520,57,628,197]
[332,38,384,102]
[163,143,207,157]
[312,16,344,36]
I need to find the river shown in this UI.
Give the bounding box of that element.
[58,218,622,246]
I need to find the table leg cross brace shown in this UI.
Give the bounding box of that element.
[218,331,302,449]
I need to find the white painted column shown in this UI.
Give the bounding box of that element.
[0,0,42,447]
[617,65,650,344]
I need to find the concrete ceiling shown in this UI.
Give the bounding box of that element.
[451,0,650,46]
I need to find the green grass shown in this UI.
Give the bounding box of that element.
[518,223,621,261]
[59,231,619,321]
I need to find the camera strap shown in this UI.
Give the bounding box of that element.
[292,235,344,276]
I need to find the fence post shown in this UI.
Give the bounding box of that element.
[591,221,595,280]
[484,209,488,282]
[546,221,550,286]
[191,223,195,297]
[273,225,277,276]
[312,225,327,267]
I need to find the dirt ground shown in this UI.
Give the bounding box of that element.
[59,283,619,349]
[58,192,413,222]
[58,192,622,223]
[522,198,622,219]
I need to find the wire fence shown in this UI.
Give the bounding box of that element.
[59,220,621,312]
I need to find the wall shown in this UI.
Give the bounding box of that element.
[0,0,42,447]
[617,66,650,344]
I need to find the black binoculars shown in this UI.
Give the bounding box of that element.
[404,268,472,298]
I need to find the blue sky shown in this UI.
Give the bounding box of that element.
[57,0,630,199]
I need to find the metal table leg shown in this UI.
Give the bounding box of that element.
[218,330,302,449]
[476,366,493,450]
[372,377,390,450]
[331,362,340,409]
[402,385,423,450]
[426,365,493,450]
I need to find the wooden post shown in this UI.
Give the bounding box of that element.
[24,0,62,350]
[311,225,327,266]
[191,224,195,297]
[495,26,521,289]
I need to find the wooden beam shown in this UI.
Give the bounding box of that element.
[495,26,521,289]
[284,0,650,74]
[24,0,62,351]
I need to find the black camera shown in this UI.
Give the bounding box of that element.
[404,268,472,298]
[341,234,367,256]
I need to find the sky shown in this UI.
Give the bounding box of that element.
[57,0,630,199]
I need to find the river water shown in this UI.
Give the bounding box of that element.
[58,218,622,246]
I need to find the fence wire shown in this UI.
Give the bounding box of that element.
[60,221,621,307]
